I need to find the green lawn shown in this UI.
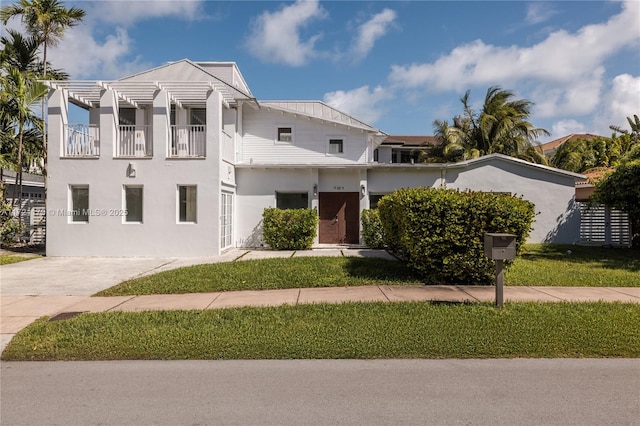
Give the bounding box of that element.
[96,257,423,296]
[0,254,40,265]
[507,244,640,287]
[3,302,638,361]
[96,245,640,296]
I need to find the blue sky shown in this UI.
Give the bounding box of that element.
[5,0,640,142]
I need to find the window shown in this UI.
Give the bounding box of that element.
[276,192,308,209]
[119,108,136,126]
[124,186,143,223]
[190,108,206,126]
[373,148,379,162]
[178,185,197,223]
[277,127,293,143]
[70,185,89,222]
[369,194,389,209]
[328,139,344,154]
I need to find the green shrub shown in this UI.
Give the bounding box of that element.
[378,188,535,285]
[361,209,385,248]
[0,201,24,244]
[262,208,318,250]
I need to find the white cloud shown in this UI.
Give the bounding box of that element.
[44,0,204,79]
[246,0,327,67]
[50,26,150,79]
[87,0,204,26]
[594,73,640,134]
[323,85,392,124]
[351,9,397,61]
[389,1,640,118]
[551,119,586,137]
[525,2,557,25]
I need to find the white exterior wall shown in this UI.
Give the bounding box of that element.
[367,159,580,244]
[446,159,580,243]
[235,168,316,247]
[46,88,225,257]
[241,108,368,165]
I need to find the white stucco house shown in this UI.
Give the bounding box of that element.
[44,59,585,257]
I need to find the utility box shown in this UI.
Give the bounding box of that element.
[484,233,517,260]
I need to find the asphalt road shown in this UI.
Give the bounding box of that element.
[1,359,638,425]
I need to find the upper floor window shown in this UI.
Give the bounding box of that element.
[327,137,345,156]
[276,126,293,143]
[329,139,344,154]
[373,149,379,162]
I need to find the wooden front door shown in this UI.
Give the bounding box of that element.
[319,192,360,244]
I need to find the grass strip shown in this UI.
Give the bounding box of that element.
[96,257,423,296]
[3,302,638,361]
[0,254,40,265]
[507,244,640,287]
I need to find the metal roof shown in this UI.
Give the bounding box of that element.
[260,101,381,133]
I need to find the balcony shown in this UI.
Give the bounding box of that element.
[64,124,99,157]
[170,125,206,158]
[117,125,152,158]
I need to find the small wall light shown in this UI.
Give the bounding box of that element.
[360,184,366,196]
[313,184,318,197]
[128,162,137,178]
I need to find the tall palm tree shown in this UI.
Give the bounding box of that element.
[1,0,85,179]
[429,86,549,164]
[1,67,48,226]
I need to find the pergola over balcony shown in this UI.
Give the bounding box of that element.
[45,80,249,159]
[42,79,247,110]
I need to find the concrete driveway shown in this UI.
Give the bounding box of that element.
[0,250,245,296]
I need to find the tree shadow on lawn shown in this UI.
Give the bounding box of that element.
[342,257,424,283]
[520,244,640,272]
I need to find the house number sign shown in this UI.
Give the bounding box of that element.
[333,186,345,191]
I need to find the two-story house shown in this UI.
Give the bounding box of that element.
[45,59,586,257]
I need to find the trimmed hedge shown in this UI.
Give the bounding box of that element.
[361,209,385,249]
[262,208,318,250]
[377,188,535,284]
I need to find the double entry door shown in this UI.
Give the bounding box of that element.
[318,192,359,244]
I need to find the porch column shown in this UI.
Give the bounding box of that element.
[359,169,369,245]
[207,89,223,254]
[99,89,118,158]
[152,89,169,157]
[311,168,319,245]
[47,88,68,160]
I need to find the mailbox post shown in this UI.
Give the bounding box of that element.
[484,233,517,308]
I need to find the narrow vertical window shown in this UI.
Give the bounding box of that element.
[70,185,89,222]
[178,185,197,223]
[124,186,143,223]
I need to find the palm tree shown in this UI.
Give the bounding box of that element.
[429,86,549,164]
[1,67,48,226]
[609,115,639,145]
[1,0,85,179]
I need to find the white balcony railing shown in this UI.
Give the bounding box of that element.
[170,125,206,157]
[117,125,152,157]
[65,124,99,157]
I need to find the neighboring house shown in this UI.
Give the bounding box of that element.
[375,135,436,164]
[1,168,46,244]
[539,133,602,157]
[44,60,586,257]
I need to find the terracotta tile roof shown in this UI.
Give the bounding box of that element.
[539,133,603,153]
[382,135,437,147]
[576,167,613,186]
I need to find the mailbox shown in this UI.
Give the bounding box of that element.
[484,233,517,260]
